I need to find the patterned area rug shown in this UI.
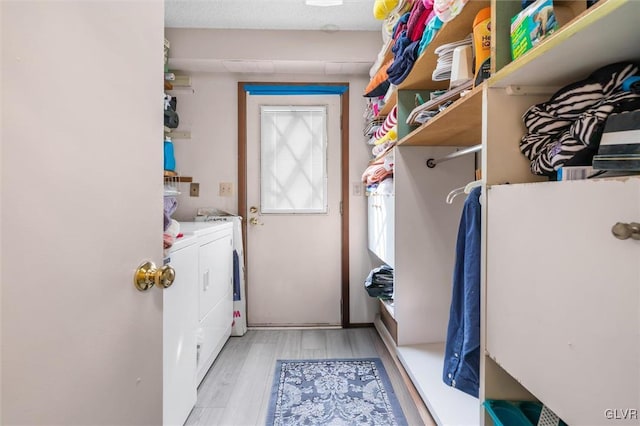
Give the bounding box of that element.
[266,358,408,425]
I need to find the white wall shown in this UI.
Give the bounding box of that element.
[165,28,381,323]
[170,73,239,216]
[166,28,382,69]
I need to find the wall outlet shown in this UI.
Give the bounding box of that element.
[352,182,363,196]
[219,182,233,197]
[190,182,200,197]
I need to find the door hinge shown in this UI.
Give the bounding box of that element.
[339,201,343,215]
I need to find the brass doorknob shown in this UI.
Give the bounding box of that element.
[249,217,263,226]
[134,261,176,291]
[156,265,176,288]
[611,222,640,240]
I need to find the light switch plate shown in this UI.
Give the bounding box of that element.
[190,182,200,197]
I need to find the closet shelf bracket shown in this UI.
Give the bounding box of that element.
[426,144,482,168]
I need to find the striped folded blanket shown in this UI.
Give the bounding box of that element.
[374,105,398,139]
[520,62,640,176]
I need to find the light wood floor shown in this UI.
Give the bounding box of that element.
[185,327,426,426]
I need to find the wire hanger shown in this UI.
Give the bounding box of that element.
[446,186,466,204]
[446,180,482,204]
[464,180,482,194]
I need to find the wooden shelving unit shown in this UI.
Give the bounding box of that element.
[398,83,484,147]
[163,170,192,183]
[490,0,640,88]
[167,176,192,183]
[164,72,193,190]
[373,0,489,120]
[165,129,191,139]
[165,73,194,95]
[398,0,490,91]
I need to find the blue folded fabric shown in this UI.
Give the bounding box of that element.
[387,40,420,85]
[391,30,412,57]
[391,12,411,40]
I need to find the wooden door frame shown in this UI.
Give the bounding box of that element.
[238,82,350,328]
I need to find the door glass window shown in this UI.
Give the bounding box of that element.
[260,105,328,214]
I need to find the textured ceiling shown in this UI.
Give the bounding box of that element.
[165,0,380,31]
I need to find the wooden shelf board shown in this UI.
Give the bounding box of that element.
[164,175,192,183]
[382,38,395,65]
[490,0,640,88]
[166,87,194,95]
[379,89,397,117]
[380,298,395,318]
[165,130,191,139]
[369,144,396,164]
[398,0,490,90]
[397,343,479,426]
[398,83,483,147]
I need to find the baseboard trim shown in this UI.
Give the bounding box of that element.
[247,325,342,330]
[347,322,374,328]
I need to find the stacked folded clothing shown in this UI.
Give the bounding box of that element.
[432,34,473,81]
[362,154,395,186]
[519,62,640,176]
[433,0,469,23]
[364,265,395,299]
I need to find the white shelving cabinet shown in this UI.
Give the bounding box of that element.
[486,179,640,425]
[367,0,640,424]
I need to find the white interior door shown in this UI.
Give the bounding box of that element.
[246,95,342,326]
[1,2,164,425]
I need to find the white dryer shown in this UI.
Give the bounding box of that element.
[194,210,247,337]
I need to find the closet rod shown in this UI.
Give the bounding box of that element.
[426,144,482,168]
